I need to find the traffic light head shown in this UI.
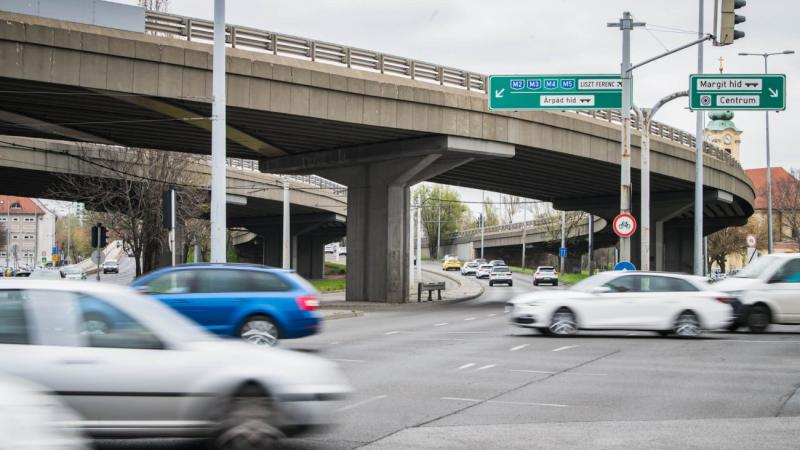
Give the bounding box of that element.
[719,0,746,45]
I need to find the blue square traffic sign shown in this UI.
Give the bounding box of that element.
[544,79,558,89]
[559,247,567,257]
[561,79,576,89]
[510,79,525,90]
[527,79,542,90]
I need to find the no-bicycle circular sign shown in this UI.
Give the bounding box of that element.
[613,213,637,238]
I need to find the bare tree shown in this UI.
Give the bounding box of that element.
[533,203,586,246]
[706,226,747,273]
[501,194,522,225]
[49,146,207,277]
[773,168,800,245]
[138,0,170,12]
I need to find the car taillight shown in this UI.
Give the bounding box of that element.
[535,271,540,276]
[296,295,320,311]
[714,296,734,304]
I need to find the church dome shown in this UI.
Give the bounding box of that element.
[706,110,740,132]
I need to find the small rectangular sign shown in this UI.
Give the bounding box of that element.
[689,74,786,110]
[489,74,622,110]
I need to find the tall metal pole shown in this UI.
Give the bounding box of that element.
[608,12,643,263]
[170,188,176,267]
[210,0,227,263]
[409,190,415,287]
[416,197,422,283]
[560,210,566,273]
[521,204,527,270]
[764,55,774,254]
[66,205,71,265]
[587,214,594,275]
[693,0,705,275]
[282,176,290,269]
[436,199,441,260]
[641,109,651,271]
[3,200,9,269]
[480,190,485,260]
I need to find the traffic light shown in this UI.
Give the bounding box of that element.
[718,0,746,45]
[91,223,108,248]
[162,188,175,229]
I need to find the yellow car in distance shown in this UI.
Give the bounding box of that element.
[441,256,462,271]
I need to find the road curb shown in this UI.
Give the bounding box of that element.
[321,310,363,320]
[421,267,484,303]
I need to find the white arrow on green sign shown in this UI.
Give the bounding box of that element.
[488,75,622,110]
[689,74,786,110]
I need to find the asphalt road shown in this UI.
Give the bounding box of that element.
[97,253,137,285]
[97,273,800,449]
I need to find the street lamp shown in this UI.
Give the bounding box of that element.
[738,50,795,254]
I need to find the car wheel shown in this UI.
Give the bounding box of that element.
[726,323,740,332]
[747,305,770,334]
[509,281,513,287]
[673,310,702,337]
[216,384,282,450]
[489,281,494,287]
[238,315,280,347]
[553,281,558,287]
[657,330,671,337]
[546,307,577,337]
[533,281,538,286]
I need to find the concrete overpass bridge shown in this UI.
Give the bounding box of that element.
[0,135,346,278]
[0,10,754,301]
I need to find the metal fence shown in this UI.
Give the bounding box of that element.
[145,11,740,170]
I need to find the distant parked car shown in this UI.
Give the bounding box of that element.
[474,259,488,265]
[461,262,479,276]
[489,259,506,267]
[489,265,513,287]
[533,266,559,286]
[324,244,336,254]
[476,264,493,279]
[337,246,347,256]
[507,271,734,337]
[132,264,322,346]
[102,259,119,274]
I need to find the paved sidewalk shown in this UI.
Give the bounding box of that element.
[318,264,483,312]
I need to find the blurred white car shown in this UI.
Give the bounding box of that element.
[489,265,513,287]
[0,375,89,449]
[61,267,86,280]
[460,262,479,276]
[507,271,733,337]
[716,254,800,333]
[0,280,351,449]
[475,264,493,279]
[533,266,558,286]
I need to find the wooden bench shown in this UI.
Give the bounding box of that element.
[418,282,445,302]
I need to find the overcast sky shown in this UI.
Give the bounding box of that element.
[114,0,799,217]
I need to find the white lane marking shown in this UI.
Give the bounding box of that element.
[464,317,476,321]
[510,369,555,374]
[384,331,400,335]
[433,322,449,327]
[458,363,476,370]
[331,359,365,363]
[488,313,497,317]
[552,345,577,352]
[510,344,529,352]
[440,397,568,408]
[446,331,492,334]
[329,341,340,345]
[564,372,607,376]
[476,364,496,371]
[490,400,568,408]
[626,333,638,336]
[421,338,466,341]
[719,339,800,344]
[337,395,388,412]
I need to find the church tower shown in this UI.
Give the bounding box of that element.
[705,110,742,162]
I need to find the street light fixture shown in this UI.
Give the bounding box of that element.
[739,50,795,254]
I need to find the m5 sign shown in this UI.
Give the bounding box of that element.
[689,74,786,110]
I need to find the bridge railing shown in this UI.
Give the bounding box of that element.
[144,11,739,170]
[192,155,348,196]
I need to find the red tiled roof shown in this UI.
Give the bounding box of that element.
[0,195,45,215]
[745,167,797,210]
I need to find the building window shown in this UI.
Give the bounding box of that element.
[23,235,34,240]
[724,148,731,154]
[23,218,34,222]
[0,217,5,222]
[10,202,21,210]
[11,217,19,222]
[0,252,5,257]
[11,235,19,240]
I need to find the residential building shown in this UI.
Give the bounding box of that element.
[743,167,799,253]
[0,195,57,269]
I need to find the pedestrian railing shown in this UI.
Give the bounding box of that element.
[145,11,740,170]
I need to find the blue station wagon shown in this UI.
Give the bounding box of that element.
[131,264,321,346]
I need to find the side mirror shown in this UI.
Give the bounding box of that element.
[134,285,153,294]
[590,286,612,294]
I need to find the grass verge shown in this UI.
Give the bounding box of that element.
[324,261,346,275]
[311,278,346,292]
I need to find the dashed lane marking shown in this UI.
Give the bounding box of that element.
[464,317,477,321]
[331,359,365,363]
[458,363,476,370]
[337,395,388,412]
[476,364,496,371]
[510,369,555,374]
[552,345,577,352]
[440,397,568,408]
[488,314,497,317]
[510,344,529,352]
[384,331,400,335]
[433,322,449,327]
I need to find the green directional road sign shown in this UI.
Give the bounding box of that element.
[689,74,786,110]
[488,75,622,110]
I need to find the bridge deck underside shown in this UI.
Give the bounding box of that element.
[0,77,749,227]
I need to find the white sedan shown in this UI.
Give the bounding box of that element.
[475,264,493,279]
[0,280,351,448]
[507,271,734,337]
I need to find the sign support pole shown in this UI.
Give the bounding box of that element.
[210,0,227,263]
[694,0,705,276]
[560,211,566,273]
